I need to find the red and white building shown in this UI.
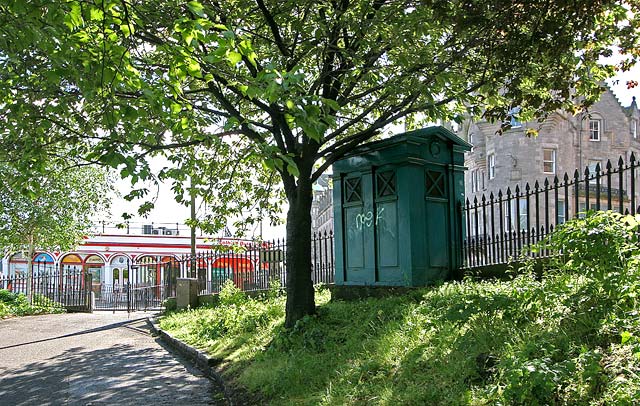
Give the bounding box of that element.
[1,231,268,291]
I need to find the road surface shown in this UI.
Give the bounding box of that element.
[0,311,222,405]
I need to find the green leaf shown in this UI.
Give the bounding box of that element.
[186,59,202,78]
[286,163,299,178]
[63,3,83,29]
[120,23,133,37]
[204,54,223,64]
[227,51,242,65]
[170,103,182,114]
[187,1,205,17]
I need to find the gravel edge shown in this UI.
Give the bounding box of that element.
[146,316,236,405]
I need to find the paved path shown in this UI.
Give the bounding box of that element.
[0,312,222,405]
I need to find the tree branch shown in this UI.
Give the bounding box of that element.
[255,0,290,57]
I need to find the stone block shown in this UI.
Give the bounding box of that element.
[176,278,199,310]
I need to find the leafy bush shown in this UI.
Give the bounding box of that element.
[0,289,65,317]
[540,211,640,279]
[219,279,248,307]
[0,288,21,304]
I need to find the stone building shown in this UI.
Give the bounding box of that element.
[311,172,334,235]
[462,87,640,235]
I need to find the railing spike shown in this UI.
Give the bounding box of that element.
[606,159,613,170]
[544,178,550,187]
[584,166,590,176]
[515,184,520,194]
[631,152,636,163]
[595,162,601,173]
[525,182,530,192]
[619,156,625,166]
[554,175,559,185]
[564,172,569,181]
[489,191,495,200]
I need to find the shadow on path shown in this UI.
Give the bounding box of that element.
[0,320,219,405]
[0,317,148,350]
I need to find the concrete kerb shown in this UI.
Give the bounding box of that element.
[146,316,235,405]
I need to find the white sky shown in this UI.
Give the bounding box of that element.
[109,64,640,239]
[109,156,288,239]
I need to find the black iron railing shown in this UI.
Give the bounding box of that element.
[462,154,640,269]
[92,283,167,311]
[0,266,91,311]
[176,231,335,294]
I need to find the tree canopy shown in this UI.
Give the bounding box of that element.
[0,163,112,254]
[0,0,638,325]
[0,162,111,299]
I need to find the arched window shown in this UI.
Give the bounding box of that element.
[84,255,105,285]
[8,253,28,276]
[110,255,130,287]
[61,254,82,273]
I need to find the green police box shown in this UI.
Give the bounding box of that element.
[332,126,471,286]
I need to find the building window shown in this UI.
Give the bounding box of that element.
[633,119,638,139]
[426,170,446,198]
[588,159,600,174]
[345,177,362,203]
[505,199,527,231]
[557,200,565,224]
[481,171,486,190]
[543,148,556,174]
[488,154,495,179]
[589,119,602,141]
[578,202,598,218]
[518,199,527,230]
[471,170,477,193]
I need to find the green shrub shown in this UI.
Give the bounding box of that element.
[0,289,65,317]
[540,211,640,277]
[163,297,177,312]
[0,289,21,304]
[219,279,248,306]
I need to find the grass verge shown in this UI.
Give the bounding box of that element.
[160,274,640,405]
[159,212,640,405]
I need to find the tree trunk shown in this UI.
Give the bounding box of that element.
[284,175,316,328]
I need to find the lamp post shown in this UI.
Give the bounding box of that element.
[190,176,196,278]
